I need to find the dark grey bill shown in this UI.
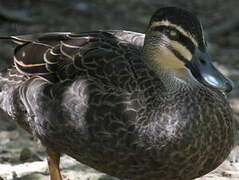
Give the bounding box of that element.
[186,48,234,93]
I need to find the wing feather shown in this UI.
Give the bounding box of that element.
[3,31,144,83]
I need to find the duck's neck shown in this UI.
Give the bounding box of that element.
[160,67,200,93]
[142,49,199,93]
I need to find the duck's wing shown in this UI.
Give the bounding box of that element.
[0,30,145,133]
[4,31,145,83]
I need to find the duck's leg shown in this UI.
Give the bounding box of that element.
[46,148,62,180]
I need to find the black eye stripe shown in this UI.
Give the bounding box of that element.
[151,26,195,53]
[168,46,189,64]
[178,32,195,53]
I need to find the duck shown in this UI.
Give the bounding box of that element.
[0,6,235,180]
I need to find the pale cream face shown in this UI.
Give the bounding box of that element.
[145,20,199,72]
[169,41,192,61]
[148,43,185,71]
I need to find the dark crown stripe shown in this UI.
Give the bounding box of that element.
[152,25,195,54]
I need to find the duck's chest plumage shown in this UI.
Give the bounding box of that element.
[16,74,233,180]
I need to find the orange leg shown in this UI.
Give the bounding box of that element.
[46,148,62,180]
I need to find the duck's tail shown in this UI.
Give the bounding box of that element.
[0,36,31,128]
[0,36,27,105]
[0,32,72,45]
[0,36,11,40]
[0,35,30,45]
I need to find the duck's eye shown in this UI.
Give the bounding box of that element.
[169,30,178,39]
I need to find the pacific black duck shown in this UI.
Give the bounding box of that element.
[0,7,234,180]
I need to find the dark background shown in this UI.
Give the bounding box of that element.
[0,0,238,179]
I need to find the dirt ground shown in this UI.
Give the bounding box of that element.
[0,0,238,179]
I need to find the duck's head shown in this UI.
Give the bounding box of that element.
[143,7,233,93]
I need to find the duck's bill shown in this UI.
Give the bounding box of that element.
[186,48,234,93]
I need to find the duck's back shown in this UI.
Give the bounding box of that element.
[10,31,144,86]
[0,30,150,136]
